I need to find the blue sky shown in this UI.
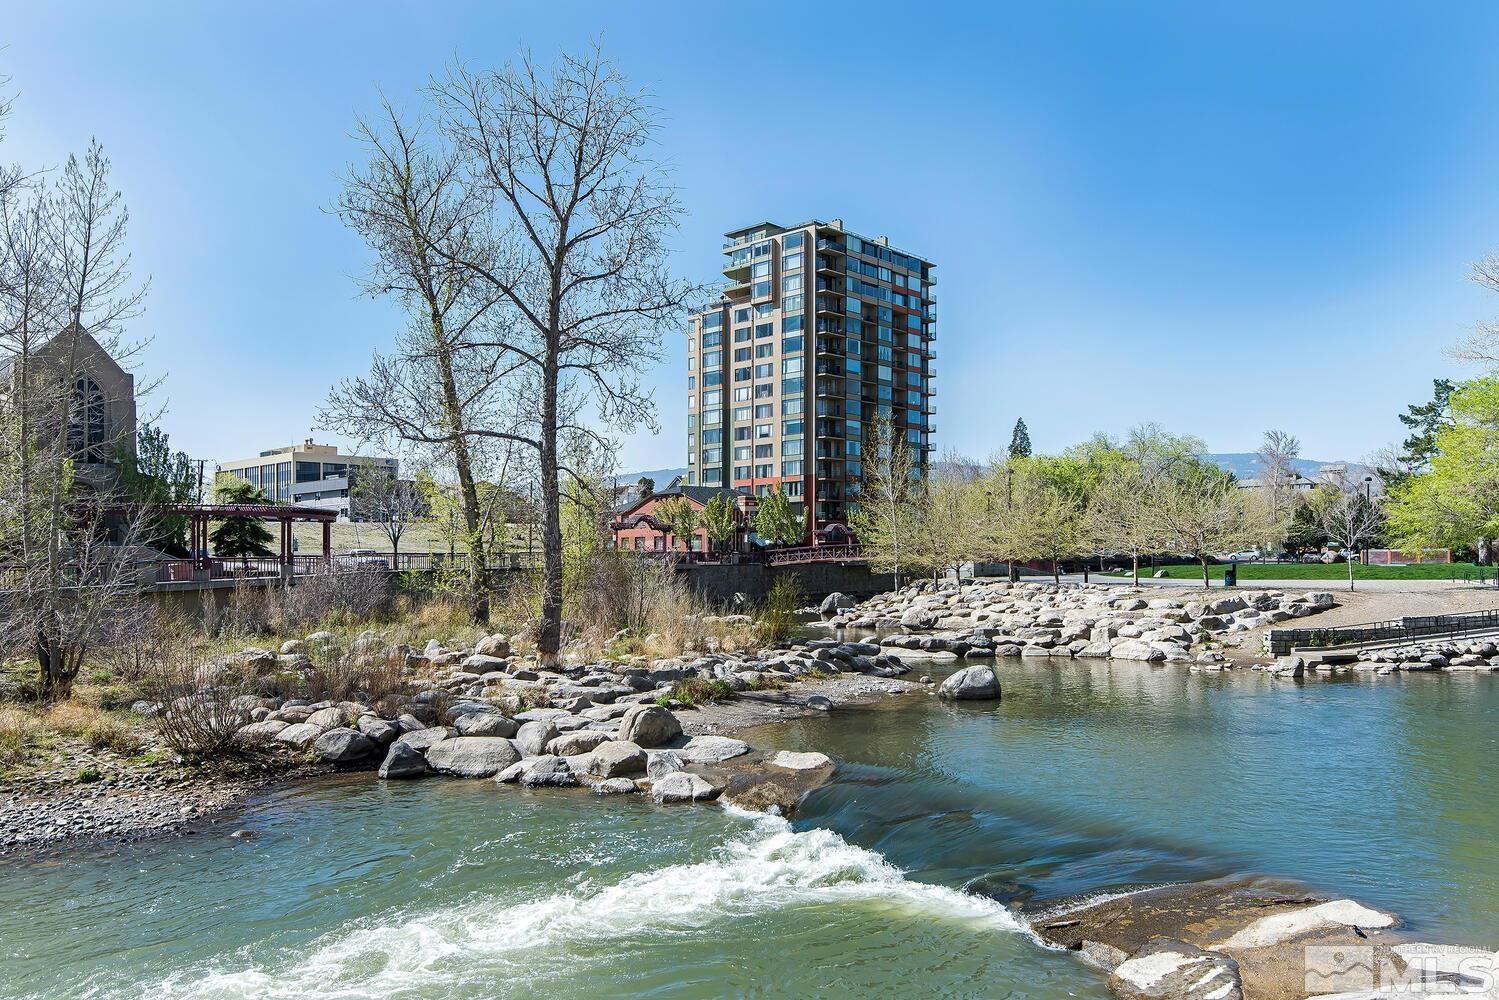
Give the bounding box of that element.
[5,2,1498,474]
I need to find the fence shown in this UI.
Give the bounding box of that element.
[766,544,865,566]
[1267,608,1499,655]
[1366,548,1452,566]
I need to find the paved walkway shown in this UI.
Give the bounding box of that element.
[1055,573,1496,594]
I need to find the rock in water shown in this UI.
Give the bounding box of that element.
[424,737,520,778]
[937,665,1002,700]
[585,741,647,777]
[1109,938,1242,1000]
[678,735,750,764]
[314,727,375,763]
[513,720,561,757]
[378,740,429,779]
[616,704,682,748]
[651,772,722,803]
[519,755,578,788]
[593,778,638,796]
[770,750,834,771]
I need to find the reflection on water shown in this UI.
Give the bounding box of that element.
[2,658,1495,998]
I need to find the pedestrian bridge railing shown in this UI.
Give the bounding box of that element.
[1267,608,1499,656]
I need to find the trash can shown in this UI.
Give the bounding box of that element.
[1224,562,1238,587]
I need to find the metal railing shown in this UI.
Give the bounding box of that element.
[1268,608,1499,655]
[767,543,865,566]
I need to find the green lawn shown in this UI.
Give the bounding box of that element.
[1107,562,1490,581]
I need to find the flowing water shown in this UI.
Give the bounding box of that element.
[4,661,1496,999]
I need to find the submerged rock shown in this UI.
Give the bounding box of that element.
[651,772,722,803]
[377,741,429,779]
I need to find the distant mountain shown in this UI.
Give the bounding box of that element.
[615,466,689,488]
[1205,453,1353,481]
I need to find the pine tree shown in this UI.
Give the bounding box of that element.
[209,474,276,561]
[1009,418,1033,459]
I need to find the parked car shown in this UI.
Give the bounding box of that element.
[337,549,390,570]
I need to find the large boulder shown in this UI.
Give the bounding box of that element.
[454,711,518,738]
[646,749,686,779]
[899,607,939,630]
[547,730,612,756]
[651,771,722,803]
[616,704,682,748]
[770,750,833,771]
[937,665,1001,701]
[394,726,454,753]
[377,740,429,779]
[306,706,352,730]
[234,719,289,744]
[357,716,399,744]
[518,755,579,788]
[819,592,856,620]
[585,740,647,778]
[1109,938,1242,1000]
[275,723,323,749]
[474,633,512,658]
[314,727,375,763]
[514,720,561,757]
[425,736,521,778]
[679,735,751,763]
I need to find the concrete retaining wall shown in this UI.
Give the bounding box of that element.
[673,562,895,606]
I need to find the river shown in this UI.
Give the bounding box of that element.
[4,660,1495,998]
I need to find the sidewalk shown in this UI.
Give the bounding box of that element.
[1054,573,1497,594]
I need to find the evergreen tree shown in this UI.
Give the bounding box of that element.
[1397,379,1456,473]
[209,474,275,561]
[1009,418,1033,459]
[116,424,199,555]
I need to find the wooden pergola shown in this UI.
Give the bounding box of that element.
[169,504,339,568]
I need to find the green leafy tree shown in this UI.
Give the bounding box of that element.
[209,474,275,562]
[1154,465,1260,588]
[753,487,805,547]
[652,495,699,549]
[911,457,990,589]
[116,424,198,555]
[1386,377,1499,563]
[1008,418,1032,459]
[700,493,739,553]
[989,457,1085,584]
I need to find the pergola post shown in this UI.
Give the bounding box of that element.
[280,518,291,567]
[321,520,331,563]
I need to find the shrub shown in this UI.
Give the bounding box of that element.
[141,654,250,760]
[0,707,45,769]
[666,676,735,707]
[277,568,394,629]
[756,574,804,644]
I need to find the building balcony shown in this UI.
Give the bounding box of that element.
[815,298,842,315]
[815,237,844,253]
[814,379,842,397]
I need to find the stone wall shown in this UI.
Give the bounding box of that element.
[673,562,896,606]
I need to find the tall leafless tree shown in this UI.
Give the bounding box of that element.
[323,102,502,619]
[330,48,698,661]
[0,130,151,698]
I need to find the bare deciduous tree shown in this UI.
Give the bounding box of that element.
[1310,469,1384,592]
[323,102,499,619]
[849,415,921,587]
[0,132,151,699]
[1450,252,1499,368]
[1155,467,1260,589]
[351,464,427,560]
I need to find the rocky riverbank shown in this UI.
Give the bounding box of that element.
[0,627,923,855]
[819,579,1338,666]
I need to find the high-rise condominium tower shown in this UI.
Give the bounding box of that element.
[685,219,935,534]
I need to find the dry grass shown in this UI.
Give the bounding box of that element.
[0,700,140,773]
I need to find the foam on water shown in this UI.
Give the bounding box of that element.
[151,806,1029,999]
